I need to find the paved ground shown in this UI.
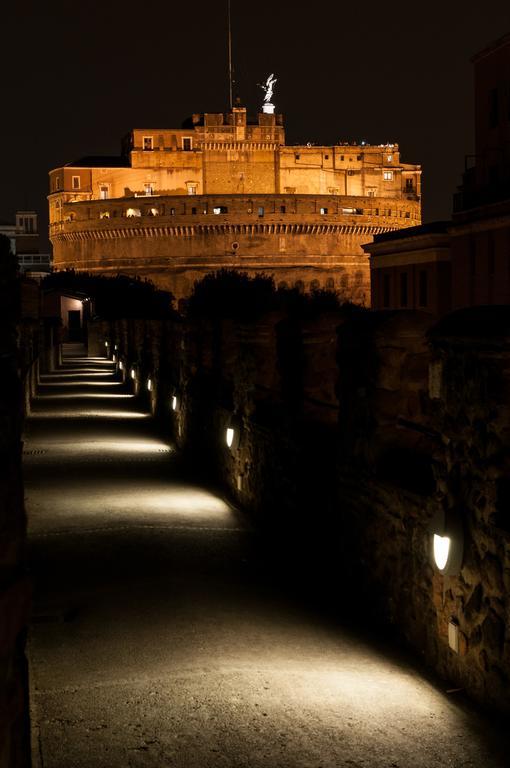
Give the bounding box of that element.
[25,346,509,768]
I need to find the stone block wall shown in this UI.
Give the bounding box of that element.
[96,302,510,715]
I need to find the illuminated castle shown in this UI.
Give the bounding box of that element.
[49,106,421,302]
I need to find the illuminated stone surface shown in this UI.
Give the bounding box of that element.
[25,346,508,767]
[49,109,421,302]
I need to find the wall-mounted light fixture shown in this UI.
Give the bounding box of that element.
[429,509,464,576]
[112,354,117,363]
[171,394,180,412]
[130,368,136,380]
[114,344,118,351]
[119,361,124,371]
[147,378,153,392]
[104,341,109,348]
[225,414,242,451]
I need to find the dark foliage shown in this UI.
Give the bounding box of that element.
[186,269,277,319]
[42,270,175,320]
[186,269,363,321]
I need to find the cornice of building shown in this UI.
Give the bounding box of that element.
[51,221,404,244]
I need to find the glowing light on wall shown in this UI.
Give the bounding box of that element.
[225,414,242,451]
[130,368,136,380]
[119,361,124,371]
[172,395,179,411]
[429,510,464,575]
[147,378,153,392]
[433,535,450,571]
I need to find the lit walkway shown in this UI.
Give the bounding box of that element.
[26,345,508,768]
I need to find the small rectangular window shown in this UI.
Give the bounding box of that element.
[418,270,428,307]
[187,185,197,195]
[258,206,264,216]
[143,136,153,151]
[72,175,80,190]
[400,272,408,307]
[280,205,286,213]
[170,207,176,215]
[182,137,192,151]
[100,185,109,200]
[191,207,197,215]
[213,206,228,214]
[383,171,394,181]
[144,183,154,196]
[320,207,328,215]
[383,273,391,308]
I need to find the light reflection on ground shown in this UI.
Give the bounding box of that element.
[39,381,123,388]
[30,409,150,419]
[36,393,135,400]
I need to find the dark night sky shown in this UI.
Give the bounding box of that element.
[2,0,510,243]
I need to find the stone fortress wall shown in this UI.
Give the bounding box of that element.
[49,108,421,301]
[51,193,421,301]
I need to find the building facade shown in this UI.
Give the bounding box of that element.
[0,211,51,276]
[49,107,421,301]
[368,32,510,315]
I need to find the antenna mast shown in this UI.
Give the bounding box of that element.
[227,0,233,109]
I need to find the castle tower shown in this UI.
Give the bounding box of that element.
[49,108,421,303]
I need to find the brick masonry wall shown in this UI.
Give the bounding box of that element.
[96,303,510,715]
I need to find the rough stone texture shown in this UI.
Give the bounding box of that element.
[0,236,31,767]
[95,303,510,715]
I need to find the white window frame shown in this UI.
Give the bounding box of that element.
[144,182,155,196]
[320,207,328,215]
[383,170,394,181]
[99,185,109,200]
[72,175,81,190]
[143,136,154,151]
[182,136,193,151]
